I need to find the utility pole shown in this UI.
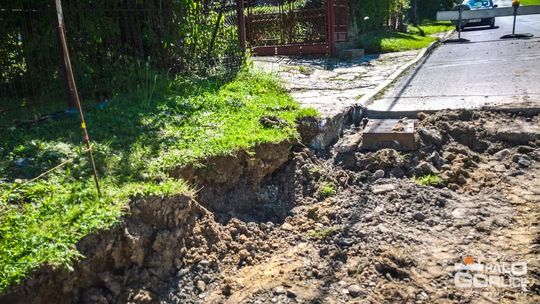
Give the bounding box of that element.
[52,0,101,196]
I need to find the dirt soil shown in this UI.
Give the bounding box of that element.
[193,110,540,304]
[3,110,539,304]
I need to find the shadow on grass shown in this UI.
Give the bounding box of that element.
[360,31,436,54]
[0,73,236,181]
[259,54,382,71]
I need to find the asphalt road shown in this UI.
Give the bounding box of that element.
[369,0,540,113]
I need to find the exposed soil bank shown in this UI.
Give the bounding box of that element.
[0,138,300,304]
[0,117,319,304]
[1,110,540,303]
[172,141,293,223]
[0,194,213,303]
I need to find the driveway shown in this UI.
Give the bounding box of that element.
[368,0,540,113]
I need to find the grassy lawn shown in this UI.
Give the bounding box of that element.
[359,21,454,54]
[408,21,455,36]
[0,69,316,292]
[360,32,437,54]
[521,0,540,5]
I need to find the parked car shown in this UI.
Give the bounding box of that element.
[454,0,498,30]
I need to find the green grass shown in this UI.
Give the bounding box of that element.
[521,0,540,5]
[408,21,455,36]
[0,69,316,292]
[297,65,315,76]
[0,179,189,292]
[414,174,446,187]
[360,31,437,54]
[307,227,339,239]
[360,21,454,54]
[317,182,337,199]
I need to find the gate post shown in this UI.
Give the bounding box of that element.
[327,0,335,56]
[237,0,246,53]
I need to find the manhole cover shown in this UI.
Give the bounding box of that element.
[361,119,417,151]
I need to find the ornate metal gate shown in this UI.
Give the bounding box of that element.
[244,0,348,56]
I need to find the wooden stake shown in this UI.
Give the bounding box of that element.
[52,0,102,196]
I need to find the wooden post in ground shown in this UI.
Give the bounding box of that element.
[237,0,247,53]
[51,0,101,196]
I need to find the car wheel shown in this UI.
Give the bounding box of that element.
[490,18,495,28]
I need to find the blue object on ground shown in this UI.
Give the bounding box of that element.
[65,108,78,115]
[97,99,109,110]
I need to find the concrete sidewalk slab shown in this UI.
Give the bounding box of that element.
[253,50,420,119]
[253,30,454,149]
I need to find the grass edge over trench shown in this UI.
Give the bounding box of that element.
[0,69,318,293]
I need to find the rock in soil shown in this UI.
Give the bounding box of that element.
[347,284,363,298]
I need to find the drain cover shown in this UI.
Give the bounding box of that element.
[361,119,417,151]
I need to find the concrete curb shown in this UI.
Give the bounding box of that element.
[366,105,540,120]
[307,29,455,150]
[359,29,455,109]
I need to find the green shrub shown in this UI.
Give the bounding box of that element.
[317,182,337,199]
[0,0,243,111]
[307,227,340,239]
[415,174,446,187]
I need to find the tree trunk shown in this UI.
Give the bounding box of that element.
[412,0,418,26]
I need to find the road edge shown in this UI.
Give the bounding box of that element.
[359,29,455,108]
[306,29,455,151]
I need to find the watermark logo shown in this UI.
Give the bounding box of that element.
[454,256,529,291]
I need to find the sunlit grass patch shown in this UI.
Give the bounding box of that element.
[360,31,437,54]
[414,174,446,187]
[408,21,455,36]
[0,68,317,292]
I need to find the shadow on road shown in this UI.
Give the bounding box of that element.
[444,36,537,45]
[377,48,435,112]
[444,38,471,44]
[461,26,500,32]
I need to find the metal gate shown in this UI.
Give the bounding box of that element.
[332,0,349,43]
[244,0,348,56]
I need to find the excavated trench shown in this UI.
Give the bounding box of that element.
[0,117,322,304]
[2,110,540,304]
